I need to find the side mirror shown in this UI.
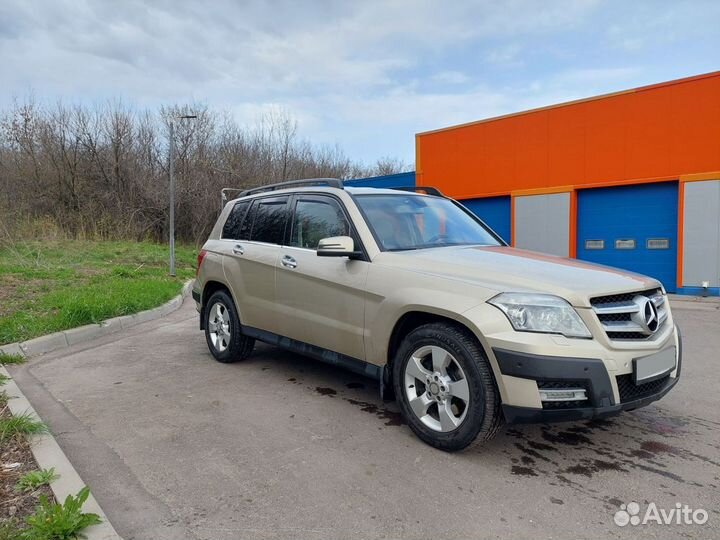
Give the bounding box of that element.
[317,236,362,259]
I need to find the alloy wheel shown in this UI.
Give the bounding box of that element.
[208,302,231,352]
[403,345,470,432]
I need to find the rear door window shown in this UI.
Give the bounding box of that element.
[249,196,289,245]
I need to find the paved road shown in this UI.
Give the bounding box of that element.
[10,299,720,540]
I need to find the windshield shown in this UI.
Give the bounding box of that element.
[354,194,502,251]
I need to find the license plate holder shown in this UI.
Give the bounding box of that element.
[633,347,676,384]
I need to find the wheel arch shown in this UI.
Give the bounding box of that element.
[199,280,233,330]
[384,309,497,397]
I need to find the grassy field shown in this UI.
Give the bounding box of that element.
[0,241,196,345]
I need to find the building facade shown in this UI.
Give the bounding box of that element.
[410,71,720,295]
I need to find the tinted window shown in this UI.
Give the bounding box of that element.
[239,200,256,240]
[354,194,500,251]
[290,198,350,249]
[249,197,289,244]
[222,201,250,239]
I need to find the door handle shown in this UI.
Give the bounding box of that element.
[232,244,244,255]
[281,255,297,269]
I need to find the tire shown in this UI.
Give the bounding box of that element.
[203,290,255,363]
[392,322,502,451]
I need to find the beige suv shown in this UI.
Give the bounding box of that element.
[193,179,681,451]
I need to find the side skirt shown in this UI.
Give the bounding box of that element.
[240,325,383,381]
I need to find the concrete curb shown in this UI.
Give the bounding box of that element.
[0,280,193,358]
[668,294,720,312]
[2,365,122,539]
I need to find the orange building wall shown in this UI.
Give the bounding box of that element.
[416,72,720,199]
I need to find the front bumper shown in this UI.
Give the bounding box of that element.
[496,327,682,424]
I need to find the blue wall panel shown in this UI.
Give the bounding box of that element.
[345,171,416,188]
[460,196,512,243]
[577,182,678,292]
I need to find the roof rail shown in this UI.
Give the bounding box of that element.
[238,178,344,197]
[389,186,445,197]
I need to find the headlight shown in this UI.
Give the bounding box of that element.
[488,293,592,339]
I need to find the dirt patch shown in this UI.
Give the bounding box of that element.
[0,405,54,523]
[0,276,39,319]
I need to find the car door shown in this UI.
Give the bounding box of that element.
[221,195,290,334]
[275,194,370,360]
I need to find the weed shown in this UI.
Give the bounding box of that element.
[0,373,10,386]
[15,468,60,493]
[0,352,25,365]
[0,412,48,443]
[22,487,101,540]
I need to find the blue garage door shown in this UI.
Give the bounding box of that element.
[461,196,511,244]
[577,182,678,292]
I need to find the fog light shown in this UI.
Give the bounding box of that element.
[539,388,587,402]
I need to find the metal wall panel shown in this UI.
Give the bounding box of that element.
[683,180,720,287]
[345,171,415,188]
[514,193,570,257]
[460,196,511,243]
[577,182,678,292]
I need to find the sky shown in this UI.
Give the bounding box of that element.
[1,0,719,166]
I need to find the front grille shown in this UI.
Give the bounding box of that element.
[605,331,648,340]
[590,288,668,341]
[616,374,670,403]
[538,380,591,409]
[590,288,661,306]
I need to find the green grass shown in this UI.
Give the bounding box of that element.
[0,240,196,345]
[0,352,25,365]
[0,412,48,443]
[15,468,60,493]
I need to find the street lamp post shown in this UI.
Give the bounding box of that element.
[168,114,197,276]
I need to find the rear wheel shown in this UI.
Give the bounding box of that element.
[204,290,254,363]
[392,322,502,451]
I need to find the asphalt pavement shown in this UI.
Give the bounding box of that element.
[9,298,720,540]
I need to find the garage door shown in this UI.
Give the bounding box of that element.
[461,196,511,244]
[577,182,678,292]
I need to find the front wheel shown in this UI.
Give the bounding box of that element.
[392,322,502,451]
[204,290,255,363]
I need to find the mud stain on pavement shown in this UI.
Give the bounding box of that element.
[344,398,405,426]
[540,428,594,446]
[502,407,720,507]
[315,387,337,396]
[511,466,538,477]
[641,440,680,454]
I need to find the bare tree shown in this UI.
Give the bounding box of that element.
[0,99,410,245]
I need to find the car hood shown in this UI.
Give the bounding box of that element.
[373,245,661,307]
